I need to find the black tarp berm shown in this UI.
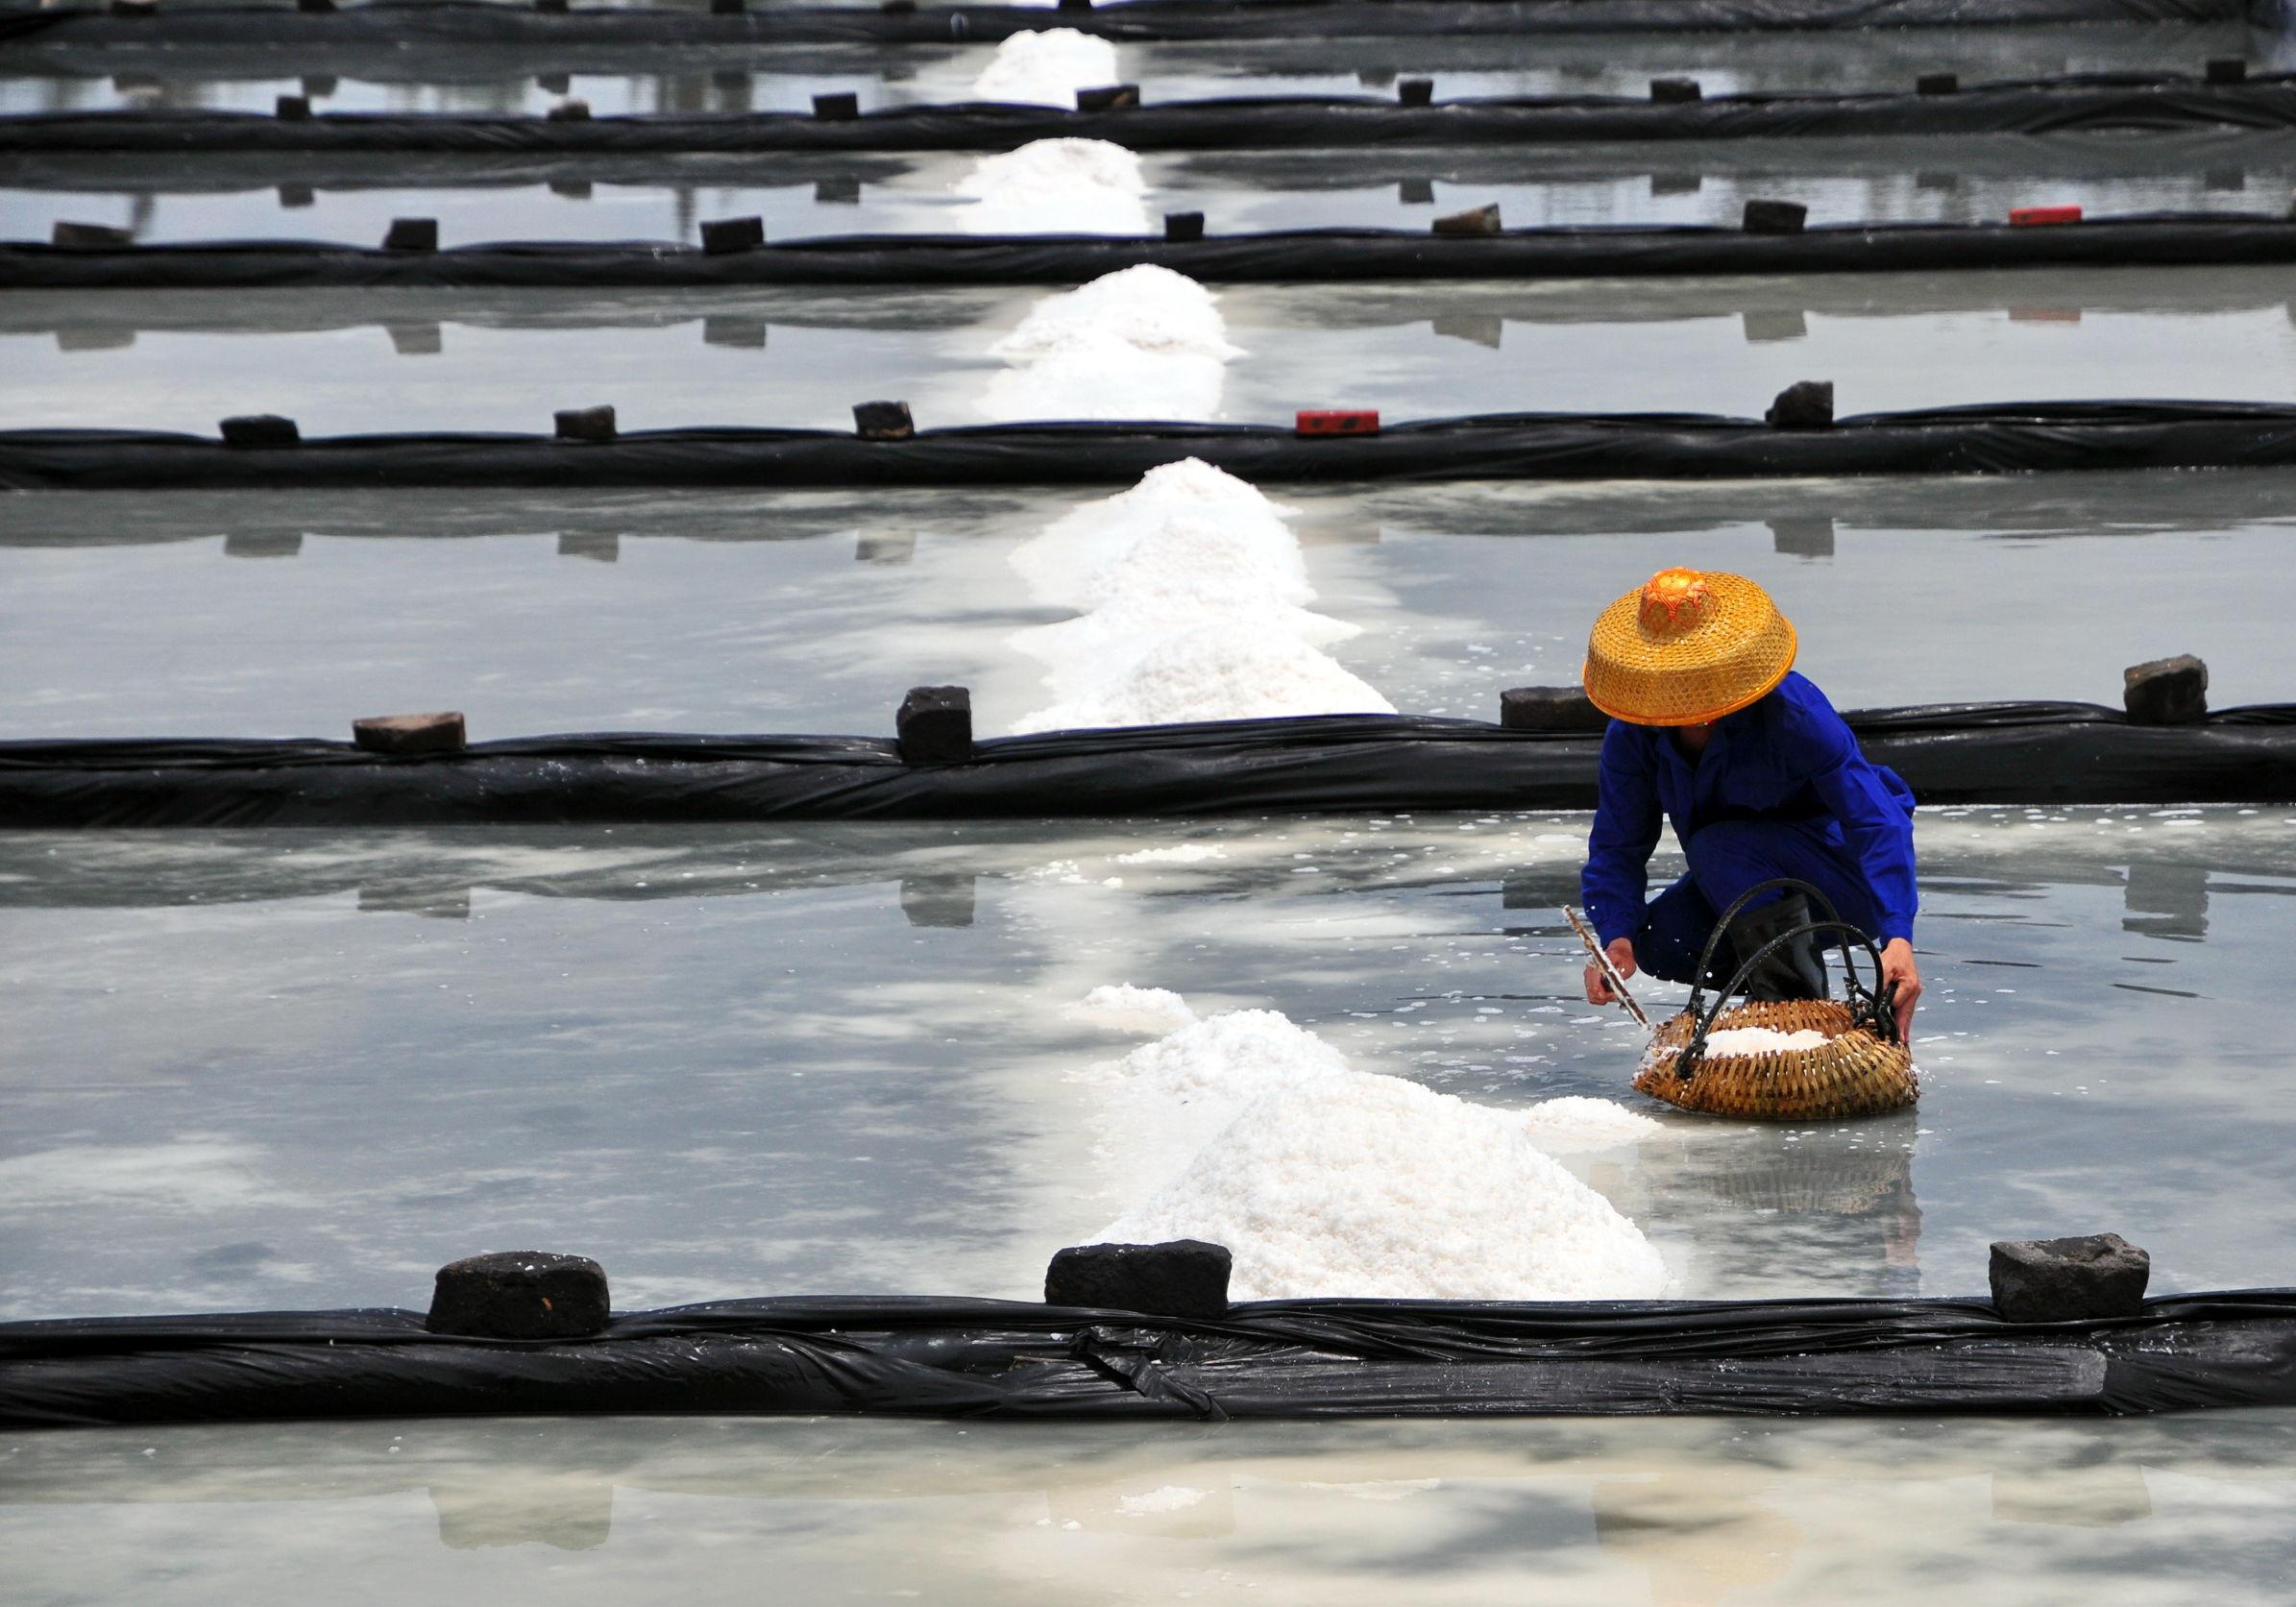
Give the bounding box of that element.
[3,704,2290,825]
[14,213,2296,289]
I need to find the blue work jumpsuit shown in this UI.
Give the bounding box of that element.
[1579,671,1918,984]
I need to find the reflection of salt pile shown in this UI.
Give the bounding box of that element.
[1077,995,1668,1301]
[953,137,1149,235]
[1006,458,1395,733]
[971,29,1121,107]
[982,264,1240,423]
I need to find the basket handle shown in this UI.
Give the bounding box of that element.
[1683,876,1848,1020]
[1675,891,1900,1081]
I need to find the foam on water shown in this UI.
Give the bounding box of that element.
[1005,458,1395,731]
[970,29,1124,108]
[1079,996,1668,1301]
[952,137,1150,235]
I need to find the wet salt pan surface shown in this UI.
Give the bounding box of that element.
[0,20,2271,116]
[3,808,2293,1320]
[15,130,2296,245]
[9,1410,2296,1605]
[4,472,2292,740]
[17,267,2296,437]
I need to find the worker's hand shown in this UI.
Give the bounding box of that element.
[1881,938,1921,1042]
[1584,937,1638,1006]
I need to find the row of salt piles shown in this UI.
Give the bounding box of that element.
[958,35,1144,231]
[964,32,1661,1302]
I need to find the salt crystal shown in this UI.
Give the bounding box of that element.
[1117,1485,1209,1516]
[1111,843,1226,864]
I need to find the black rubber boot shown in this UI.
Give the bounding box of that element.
[1727,892,1830,1001]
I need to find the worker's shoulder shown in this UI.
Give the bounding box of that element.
[1765,671,1857,745]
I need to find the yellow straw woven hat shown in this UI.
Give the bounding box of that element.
[1582,568,1797,726]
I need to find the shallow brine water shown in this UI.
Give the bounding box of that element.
[9,129,2291,243]
[6,1411,2296,1604]
[3,473,2287,739]
[1,22,2269,113]
[1,808,2290,1317]
[10,267,2296,435]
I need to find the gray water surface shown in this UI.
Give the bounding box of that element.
[6,1411,2295,1604]
[10,130,2291,243]
[3,474,2287,740]
[9,267,2296,435]
[2,810,2290,1319]
[2,22,2268,112]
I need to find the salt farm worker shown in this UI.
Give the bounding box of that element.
[1576,567,1922,1040]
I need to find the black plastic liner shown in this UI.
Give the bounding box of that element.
[14,212,2296,289]
[10,131,2282,203]
[4,705,2291,826]
[0,0,2256,52]
[7,1289,2296,1426]
[14,75,2296,154]
[18,402,2296,491]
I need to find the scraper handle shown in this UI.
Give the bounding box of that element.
[1566,905,1651,1032]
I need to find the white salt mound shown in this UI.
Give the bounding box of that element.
[1080,997,1667,1302]
[981,336,1229,424]
[1069,984,1200,1035]
[953,138,1148,235]
[1099,1069,1669,1303]
[990,266,1241,363]
[1013,621,1394,734]
[1009,458,1303,610]
[970,29,1121,108]
[1087,1007,1351,1166]
[1003,457,1391,733]
[982,266,1240,424]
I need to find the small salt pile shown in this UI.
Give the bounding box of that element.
[1004,458,1394,732]
[1078,994,1668,1302]
[1698,1026,1831,1058]
[1068,983,1200,1035]
[970,29,1121,108]
[982,264,1242,423]
[1645,1025,1831,1068]
[952,137,1149,236]
[1521,1094,1665,1156]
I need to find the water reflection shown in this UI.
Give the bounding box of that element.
[13,129,2296,245]
[0,474,2289,735]
[17,271,2296,452]
[1,22,2263,115]
[4,1411,2293,1602]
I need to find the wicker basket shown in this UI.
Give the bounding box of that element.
[1635,996,1917,1121]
